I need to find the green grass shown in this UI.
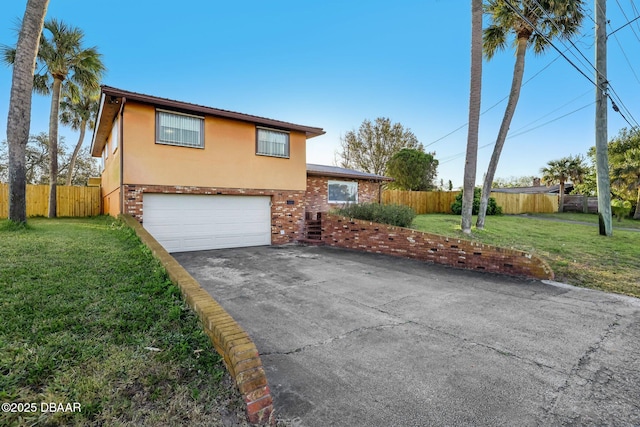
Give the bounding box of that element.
[411,214,640,298]
[0,217,239,426]
[524,212,640,229]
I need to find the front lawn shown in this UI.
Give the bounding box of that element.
[411,214,640,298]
[0,217,247,426]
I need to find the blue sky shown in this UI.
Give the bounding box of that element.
[1,0,639,187]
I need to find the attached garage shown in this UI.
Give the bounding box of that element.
[143,194,272,252]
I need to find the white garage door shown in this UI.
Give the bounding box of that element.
[143,194,272,252]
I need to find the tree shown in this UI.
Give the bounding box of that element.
[461,0,484,234]
[540,154,588,212]
[386,148,438,191]
[577,128,640,219]
[336,117,422,176]
[1,133,98,185]
[59,84,100,186]
[608,128,640,219]
[5,19,106,217]
[492,175,538,188]
[476,0,585,229]
[1,0,49,223]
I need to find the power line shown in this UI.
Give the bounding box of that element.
[424,48,567,148]
[608,1,640,39]
[502,0,600,89]
[508,0,639,129]
[509,89,591,134]
[438,102,594,165]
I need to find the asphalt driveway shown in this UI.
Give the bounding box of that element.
[173,245,640,427]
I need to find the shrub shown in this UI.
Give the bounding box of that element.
[611,199,632,221]
[450,188,502,215]
[333,202,416,227]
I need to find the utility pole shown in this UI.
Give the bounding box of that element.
[595,0,612,236]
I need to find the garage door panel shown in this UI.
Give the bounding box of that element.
[143,194,272,252]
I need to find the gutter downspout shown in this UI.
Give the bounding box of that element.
[118,97,126,216]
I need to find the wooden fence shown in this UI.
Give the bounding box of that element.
[382,190,559,214]
[382,190,458,214]
[563,195,598,213]
[0,183,101,218]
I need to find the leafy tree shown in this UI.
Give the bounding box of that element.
[492,175,538,188]
[462,0,484,234]
[1,0,49,223]
[451,188,502,216]
[337,117,422,176]
[575,128,640,219]
[59,84,100,186]
[5,19,106,217]
[608,128,640,219]
[0,133,98,185]
[540,154,588,212]
[386,148,438,191]
[476,0,585,229]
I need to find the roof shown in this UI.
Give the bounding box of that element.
[306,164,392,181]
[491,183,571,194]
[90,85,325,157]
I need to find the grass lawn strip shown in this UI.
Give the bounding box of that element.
[524,212,640,230]
[0,217,251,426]
[411,214,640,298]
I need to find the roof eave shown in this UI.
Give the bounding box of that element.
[90,93,123,157]
[98,85,325,139]
[306,169,393,182]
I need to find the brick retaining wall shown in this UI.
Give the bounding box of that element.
[321,214,554,280]
[121,215,274,425]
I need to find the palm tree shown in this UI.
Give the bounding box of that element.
[461,0,484,234]
[34,19,105,217]
[541,155,587,212]
[2,0,49,223]
[476,0,585,229]
[59,84,100,186]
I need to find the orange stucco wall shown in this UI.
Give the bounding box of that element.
[101,117,121,217]
[120,102,307,191]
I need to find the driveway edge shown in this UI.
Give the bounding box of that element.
[121,215,274,425]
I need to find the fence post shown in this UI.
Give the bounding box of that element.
[582,195,588,213]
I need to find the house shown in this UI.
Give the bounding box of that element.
[90,86,389,252]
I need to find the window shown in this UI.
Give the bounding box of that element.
[328,180,358,204]
[156,110,204,148]
[112,118,118,153]
[256,128,289,158]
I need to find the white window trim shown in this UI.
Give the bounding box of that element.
[328,180,358,204]
[256,127,290,158]
[156,109,205,148]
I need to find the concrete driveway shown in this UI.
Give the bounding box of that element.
[173,245,640,427]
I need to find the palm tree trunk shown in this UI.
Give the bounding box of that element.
[476,36,528,229]
[6,0,49,223]
[65,120,87,186]
[634,187,640,220]
[559,180,565,212]
[461,0,483,234]
[48,77,62,218]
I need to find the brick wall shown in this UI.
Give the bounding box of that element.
[304,175,382,218]
[123,184,306,245]
[321,214,554,280]
[122,215,274,425]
